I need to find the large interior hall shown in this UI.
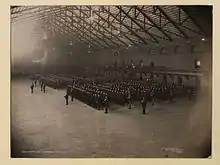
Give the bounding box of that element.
[11,5,212,158]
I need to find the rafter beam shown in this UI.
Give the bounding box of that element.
[46,10,103,48]
[11,6,61,23]
[179,6,206,37]
[40,17,72,40]
[11,6,39,15]
[156,6,189,39]
[92,9,137,45]
[11,7,67,23]
[11,6,51,19]
[77,6,115,47]
[102,6,148,45]
[45,19,77,42]
[116,6,159,43]
[65,7,113,47]
[42,11,76,40]
[45,17,98,48]
[135,6,173,41]
[93,19,129,47]
[53,17,104,49]
[72,6,123,47]
[60,8,110,48]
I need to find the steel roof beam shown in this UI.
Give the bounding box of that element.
[72,6,122,47]
[51,15,105,48]
[77,6,116,47]
[92,9,138,45]
[179,6,206,37]
[44,19,77,42]
[135,6,173,41]
[60,7,110,48]
[156,6,189,39]
[11,7,67,23]
[45,17,99,48]
[66,7,113,47]
[11,6,40,15]
[43,10,102,48]
[102,6,148,45]
[116,6,159,43]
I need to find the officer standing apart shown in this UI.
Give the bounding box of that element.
[40,82,43,91]
[64,93,69,105]
[103,94,109,113]
[43,84,46,93]
[30,82,34,94]
[141,96,147,115]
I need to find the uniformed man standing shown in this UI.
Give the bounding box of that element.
[141,96,147,115]
[30,82,34,94]
[43,84,46,93]
[103,95,109,113]
[64,93,69,105]
[40,82,43,91]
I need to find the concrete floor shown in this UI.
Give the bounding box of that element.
[11,79,200,158]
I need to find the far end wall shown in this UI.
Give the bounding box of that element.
[85,42,211,72]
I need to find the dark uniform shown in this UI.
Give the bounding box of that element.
[141,96,147,114]
[40,82,43,91]
[43,84,46,93]
[103,95,109,113]
[64,94,69,105]
[30,83,34,94]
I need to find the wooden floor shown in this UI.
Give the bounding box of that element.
[11,79,207,158]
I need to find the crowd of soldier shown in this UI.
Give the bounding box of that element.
[65,84,109,113]
[32,75,196,115]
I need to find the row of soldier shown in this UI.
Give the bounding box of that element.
[36,75,196,115]
[65,85,109,113]
[107,79,195,101]
[64,83,149,114]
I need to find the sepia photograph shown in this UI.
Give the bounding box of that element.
[10,5,212,158]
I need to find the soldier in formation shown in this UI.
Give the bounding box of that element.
[39,75,196,114]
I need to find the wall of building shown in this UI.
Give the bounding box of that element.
[86,41,211,72]
[44,41,212,84]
